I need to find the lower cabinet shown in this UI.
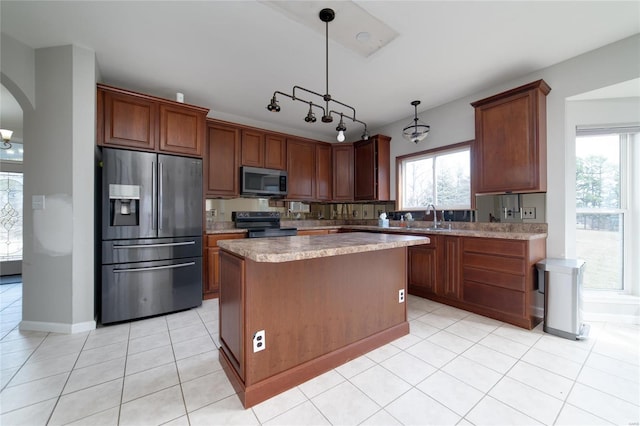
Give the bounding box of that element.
[204,233,246,299]
[296,229,336,236]
[408,240,438,296]
[407,233,545,329]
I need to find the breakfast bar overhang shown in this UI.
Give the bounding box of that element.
[217,232,429,408]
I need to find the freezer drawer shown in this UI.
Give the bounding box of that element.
[102,237,202,264]
[101,257,202,324]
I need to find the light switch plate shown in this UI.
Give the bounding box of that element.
[32,195,45,210]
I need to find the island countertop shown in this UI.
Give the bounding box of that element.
[217,232,429,263]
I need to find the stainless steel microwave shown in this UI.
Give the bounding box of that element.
[241,166,287,197]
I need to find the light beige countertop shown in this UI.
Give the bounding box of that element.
[343,225,547,241]
[217,232,429,263]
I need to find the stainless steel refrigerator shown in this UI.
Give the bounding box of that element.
[100,148,202,324]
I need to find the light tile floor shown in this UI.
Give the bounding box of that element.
[1,282,639,425]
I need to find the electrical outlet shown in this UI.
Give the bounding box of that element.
[398,289,405,303]
[522,207,536,219]
[253,330,265,353]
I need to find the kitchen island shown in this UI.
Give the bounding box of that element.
[217,232,429,408]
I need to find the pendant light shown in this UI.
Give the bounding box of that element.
[266,8,368,142]
[402,100,430,143]
[0,129,13,150]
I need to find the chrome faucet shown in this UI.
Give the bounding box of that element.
[426,204,439,229]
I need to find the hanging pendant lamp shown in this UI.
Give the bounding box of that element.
[266,8,368,141]
[402,100,430,143]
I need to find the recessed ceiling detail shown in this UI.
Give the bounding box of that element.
[260,0,399,57]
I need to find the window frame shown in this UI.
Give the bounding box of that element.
[396,140,472,211]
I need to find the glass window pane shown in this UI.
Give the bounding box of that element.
[0,171,23,262]
[576,212,623,290]
[435,150,470,208]
[403,157,434,208]
[576,135,620,209]
[0,142,24,162]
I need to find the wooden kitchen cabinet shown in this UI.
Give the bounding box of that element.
[441,236,462,300]
[471,79,550,194]
[316,143,332,201]
[204,233,245,299]
[286,138,316,200]
[241,131,287,170]
[354,135,391,200]
[332,144,354,201]
[159,103,206,157]
[462,236,545,329]
[408,241,438,297]
[98,84,207,157]
[102,89,157,150]
[205,120,241,197]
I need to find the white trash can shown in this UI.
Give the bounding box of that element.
[536,258,589,340]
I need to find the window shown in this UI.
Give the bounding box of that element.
[575,128,637,292]
[397,142,471,210]
[0,142,24,263]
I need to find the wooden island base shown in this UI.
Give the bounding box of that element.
[218,241,418,408]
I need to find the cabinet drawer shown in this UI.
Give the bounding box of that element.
[206,233,246,247]
[463,266,525,291]
[464,238,525,257]
[463,252,524,275]
[463,281,525,316]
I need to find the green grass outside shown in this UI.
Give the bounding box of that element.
[576,228,622,290]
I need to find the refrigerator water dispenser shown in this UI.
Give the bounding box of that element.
[109,184,140,226]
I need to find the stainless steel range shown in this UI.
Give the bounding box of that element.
[232,211,297,238]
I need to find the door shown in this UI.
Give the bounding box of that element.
[101,256,202,324]
[102,148,156,240]
[158,154,202,237]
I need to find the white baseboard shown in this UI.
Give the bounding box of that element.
[583,312,640,325]
[20,320,96,334]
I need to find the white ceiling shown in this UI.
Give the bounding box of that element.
[1,1,639,143]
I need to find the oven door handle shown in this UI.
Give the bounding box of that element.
[113,241,195,249]
[114,261,196,273]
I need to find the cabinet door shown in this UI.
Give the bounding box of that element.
[204,247,219,298]
[472,80,549,194]
[441,236,462,299]
[332,144,354,201]
[354,139,375,200]
[316,143,332,201]
[287,139,315,200]
[206,122,240,197]
[159,104,205,157]
[103,91,157,150]
[241,129,264,167]
[264,134,287,170]
[408,244,438,296]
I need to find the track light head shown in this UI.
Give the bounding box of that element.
[267,95,280,112]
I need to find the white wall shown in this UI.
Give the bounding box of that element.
[374,34,640,259]
[2,36,96,333]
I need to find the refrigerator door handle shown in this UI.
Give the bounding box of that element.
[113,241,196,249]
[158,161,163,231]
[151,161,157,231]
[113,261,196,273]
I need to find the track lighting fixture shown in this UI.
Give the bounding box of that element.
[266,8,368,142]
[402,100,430,143]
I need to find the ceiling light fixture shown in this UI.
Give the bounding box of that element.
[402,100,430,143]
[0,129,13,150]
[266,8,369,142]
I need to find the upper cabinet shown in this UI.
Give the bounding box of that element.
[471,79,551,195]
[285,138,332,201]
[98,84,208,157]
[206,120,240,197]
[332,144,354,201]
[354,135,391,201]
[241,130,286,170]
[286,138,316,200]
